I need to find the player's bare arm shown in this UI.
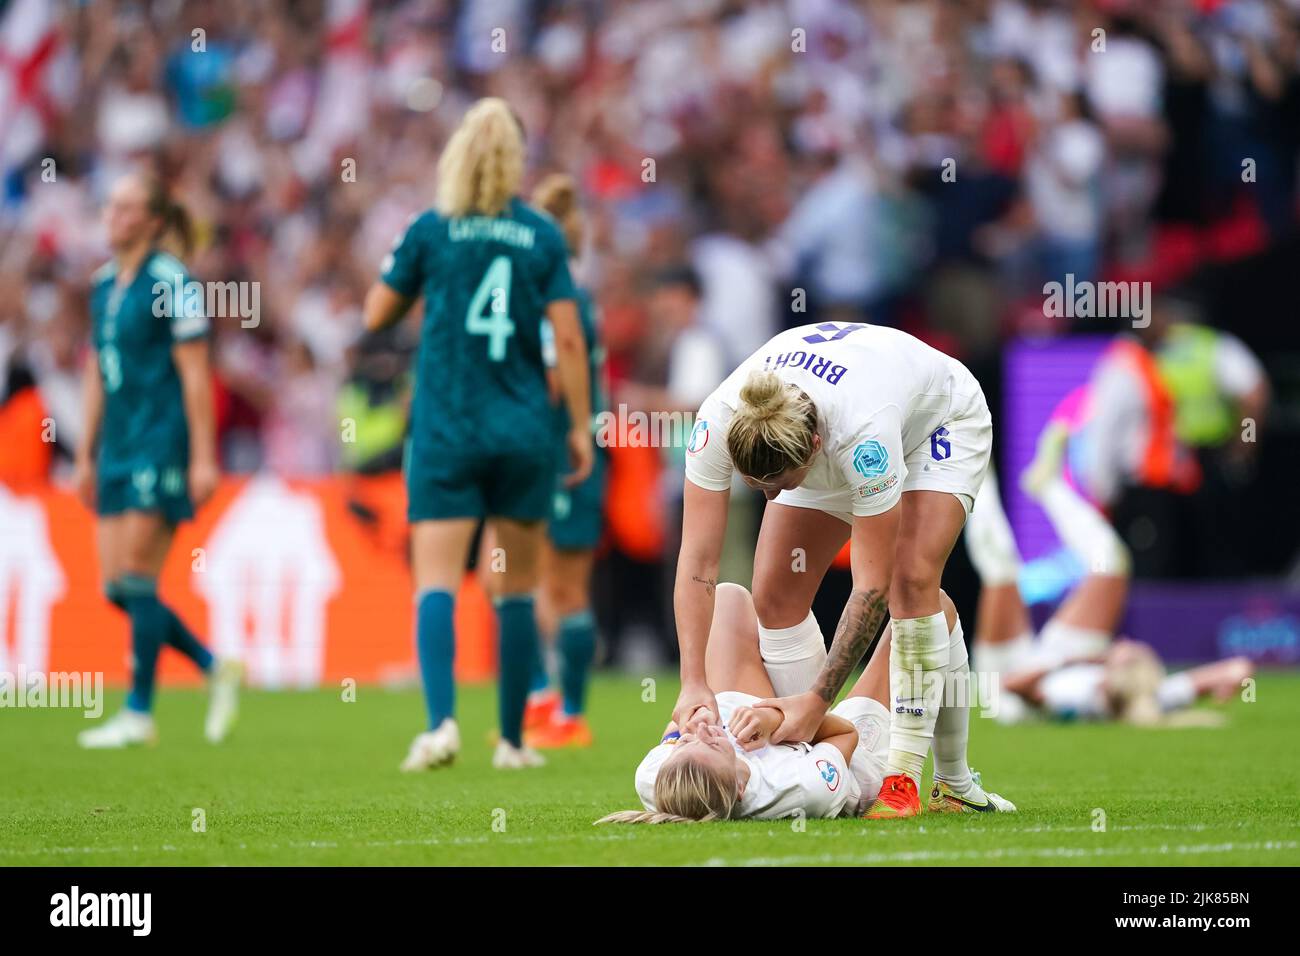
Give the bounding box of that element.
[363,281,413,333]
[174,338,218,508]
[672,480,730,726]
[547,297,593,486]
[72,349,104,511]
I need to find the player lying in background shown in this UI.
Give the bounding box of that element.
[597,584,1014,823]
[966,465,1253,726]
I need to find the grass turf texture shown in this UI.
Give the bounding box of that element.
[3,673,1298,866]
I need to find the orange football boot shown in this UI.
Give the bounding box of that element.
[524,690,560,732]
[526,714,593,750]
[864,773,922,819]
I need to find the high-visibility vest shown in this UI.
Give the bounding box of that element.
[1105,337,1193,491]
[1156,323,1236,447]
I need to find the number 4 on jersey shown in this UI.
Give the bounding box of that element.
[466,255,515,361]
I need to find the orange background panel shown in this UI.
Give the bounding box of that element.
[10,477,495,688]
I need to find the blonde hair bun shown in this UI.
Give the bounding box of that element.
[727,370,818,481]
[737,370,788,422]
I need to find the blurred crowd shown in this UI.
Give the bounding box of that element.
[3,0,1298,475]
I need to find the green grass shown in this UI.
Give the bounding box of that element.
[3,674,1299,866]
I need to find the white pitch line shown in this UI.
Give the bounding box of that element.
[2,822,1296,860]
[694,840,1300,867]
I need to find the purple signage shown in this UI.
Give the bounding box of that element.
[1002,336,1110,561]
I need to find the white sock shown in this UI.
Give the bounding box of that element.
[1039,478,1129,576]
[933,616,976,792]
[965,469,1022,586]
[886,611,949,783]
[1157,672,1196,712]
[933,658,974,792]
[976,632,1035,686]
[1036,621,1111,669]
[758,611,827,698]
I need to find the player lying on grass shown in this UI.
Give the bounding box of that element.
[966,466,1253,725]
[597,583,1014,823]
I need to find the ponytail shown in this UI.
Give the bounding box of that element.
[594,810,706,825]
[141,173,193,255]
[726,370,818,481]
[530,172,584,256]
[436,98,525,218]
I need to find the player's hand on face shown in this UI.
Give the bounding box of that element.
[673,681,718,730]
[728,706,771,752]
[564,425,594,487]
[754,691,828,743]
[189,456,220,509]
[72,456,96,511]
[682,709,719,738]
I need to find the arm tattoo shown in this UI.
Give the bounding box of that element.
[691,575,717,597]
[811,588,890,703]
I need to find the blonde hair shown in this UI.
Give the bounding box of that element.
[726,370,818,481]
[436,98,525,218]
[530,172,584,256]
[594,750,739,825]
[1105,642,1165,725]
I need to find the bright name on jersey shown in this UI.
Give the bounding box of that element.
[761,349,848,384]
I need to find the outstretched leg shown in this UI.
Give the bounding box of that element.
[965,469,1035,688]
[1028,471,1129,666]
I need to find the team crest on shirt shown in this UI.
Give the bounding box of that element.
[852,440,889,478]
[687,419,709,455]
[816,759,841,791]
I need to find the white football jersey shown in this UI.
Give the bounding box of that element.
[1038,664,1109,720]
[635,692,857,820]
[685,323,985,517]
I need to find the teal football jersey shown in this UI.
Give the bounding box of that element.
[381,197,577,456]
[90,249,208,478]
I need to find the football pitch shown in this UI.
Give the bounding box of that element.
[4,674,1299,867]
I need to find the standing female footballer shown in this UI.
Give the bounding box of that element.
[522,173,607,750]
[73,171,241,749]
[672,322,995,817]
[364,99,593,771]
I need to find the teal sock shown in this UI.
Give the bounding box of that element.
[162,606,214,674]
[120,576,168,714]
[557,609,596,717]
[528,640,550,695]
[496,595,540,747]
[416,589,456,730]
[105,581,127,611]
[110,579,213,674]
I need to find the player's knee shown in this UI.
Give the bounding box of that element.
[714,582,753,624]
[890,561,938,610]
[751,582,807,630]
[547,578,587,617]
